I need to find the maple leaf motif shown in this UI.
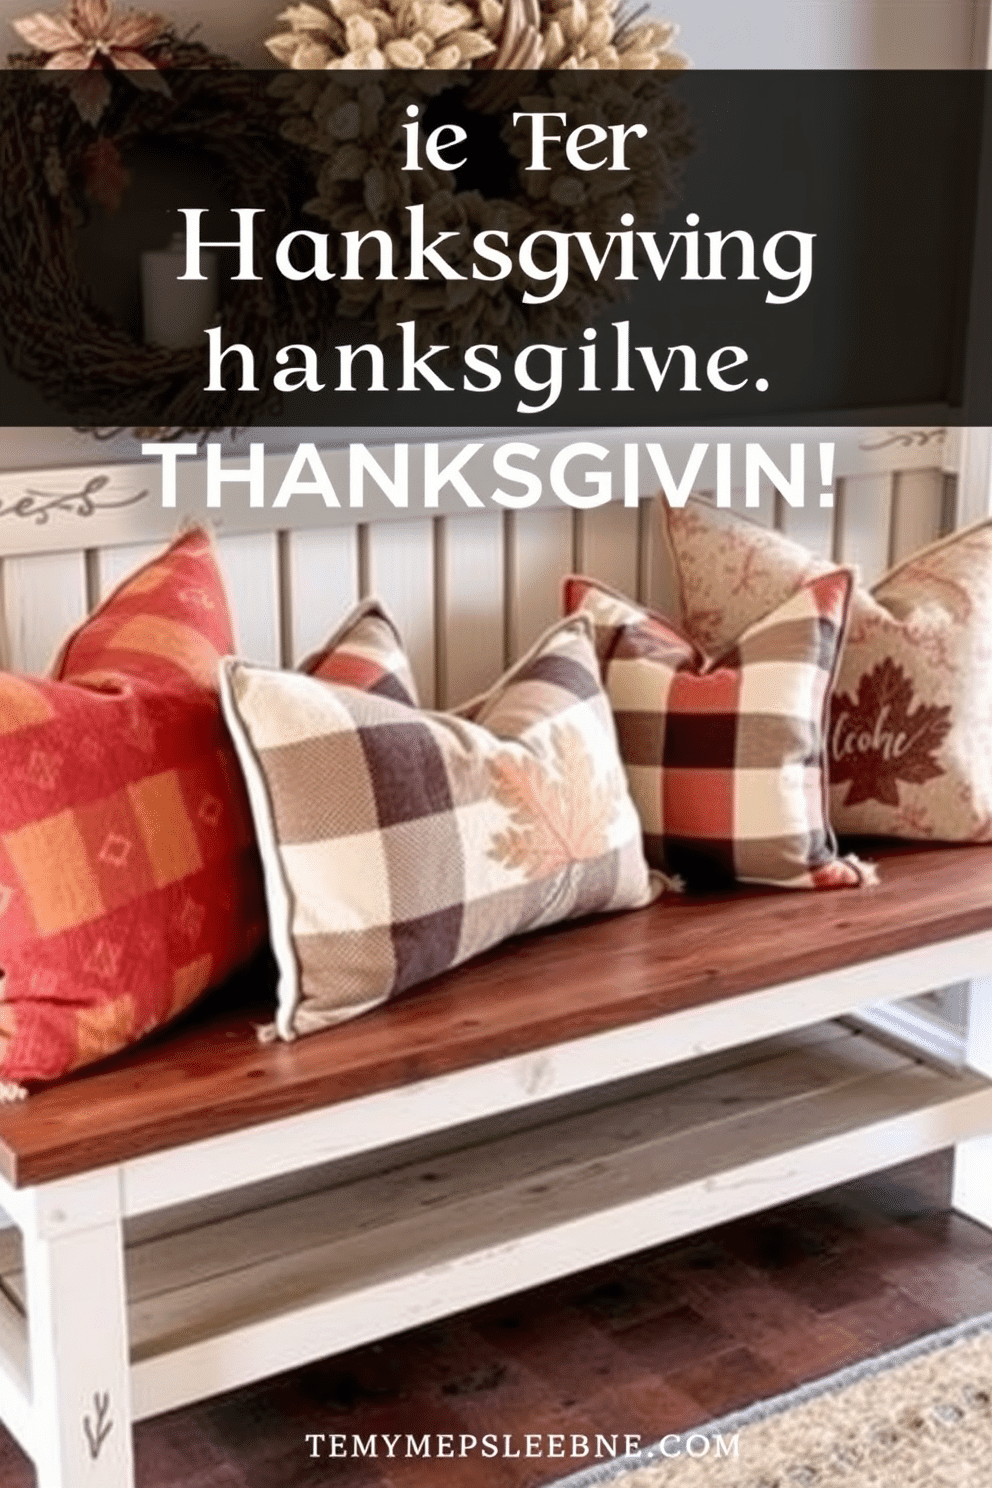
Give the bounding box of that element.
[830,657,952,808]
[486,724,616,880]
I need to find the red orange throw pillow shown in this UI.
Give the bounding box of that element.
[0,529,267,1089]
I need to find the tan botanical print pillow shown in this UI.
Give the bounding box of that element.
[660,496,992,839]
[220,613,659,1040]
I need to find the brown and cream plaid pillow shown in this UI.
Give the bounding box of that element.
[220,612,658,1040]
[564,573,875,891]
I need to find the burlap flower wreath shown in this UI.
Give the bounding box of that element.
[2,9,322,433]
[265,0,692,349]
[265,0,687,72]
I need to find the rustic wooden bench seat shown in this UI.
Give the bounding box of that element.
[0,842,990,1187]
[1,842,992,1488]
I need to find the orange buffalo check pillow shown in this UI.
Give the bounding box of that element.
[0,529,267,1091]
[301,597,419,705]
[564,574,875,891]
[661,498,992,839]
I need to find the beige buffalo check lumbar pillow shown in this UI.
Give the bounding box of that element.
[660,497,992,840]
[220,612,659,1040]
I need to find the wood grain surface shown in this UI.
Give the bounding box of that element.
[0,843,989,1188]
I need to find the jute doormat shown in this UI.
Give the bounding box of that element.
[546,1313,992,1488]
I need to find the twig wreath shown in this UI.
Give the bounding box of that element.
[2,17,322,434]
[2,0,691,432]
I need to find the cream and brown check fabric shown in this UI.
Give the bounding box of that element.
[221,613,658,1040]
[565,573,875,891]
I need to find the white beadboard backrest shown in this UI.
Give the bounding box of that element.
[0,426,986,705]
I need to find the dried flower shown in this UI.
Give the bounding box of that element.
[11,0,170,124]
[539,0,687,69]
[264,0,688,70]
[270,69,692,352]
[82,133,131,208]
[265,0,498,69]
[264,0,691,349]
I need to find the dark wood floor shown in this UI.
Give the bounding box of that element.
[3,1152,991,1487]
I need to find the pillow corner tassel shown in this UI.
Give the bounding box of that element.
[844,854,881,888]
[651,870,686,898]
[254,1021,284,1046]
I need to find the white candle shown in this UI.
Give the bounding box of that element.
[141,233,219,349]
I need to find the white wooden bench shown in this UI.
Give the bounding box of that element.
[0,426,990,1488]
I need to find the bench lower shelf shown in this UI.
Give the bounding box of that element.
[1,1019,990,1427]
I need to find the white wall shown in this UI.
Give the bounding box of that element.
[676,0,982,69]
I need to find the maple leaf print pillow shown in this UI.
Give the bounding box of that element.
[659,497,992,840]
[220,611,659,1041]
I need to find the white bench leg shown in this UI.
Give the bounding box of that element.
[952,982,992,1231]
[22,1171,133,1488]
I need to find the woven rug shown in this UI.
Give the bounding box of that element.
[547,1313,992,1488]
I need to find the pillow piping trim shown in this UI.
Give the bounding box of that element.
[219,657,301,1043]
[809,566,855,864]
[871,511,992,597]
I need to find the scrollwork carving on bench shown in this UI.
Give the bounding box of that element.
[0,475,149,526]
[858,428,947,452]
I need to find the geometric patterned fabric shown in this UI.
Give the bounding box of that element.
[0,529,266,1086]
